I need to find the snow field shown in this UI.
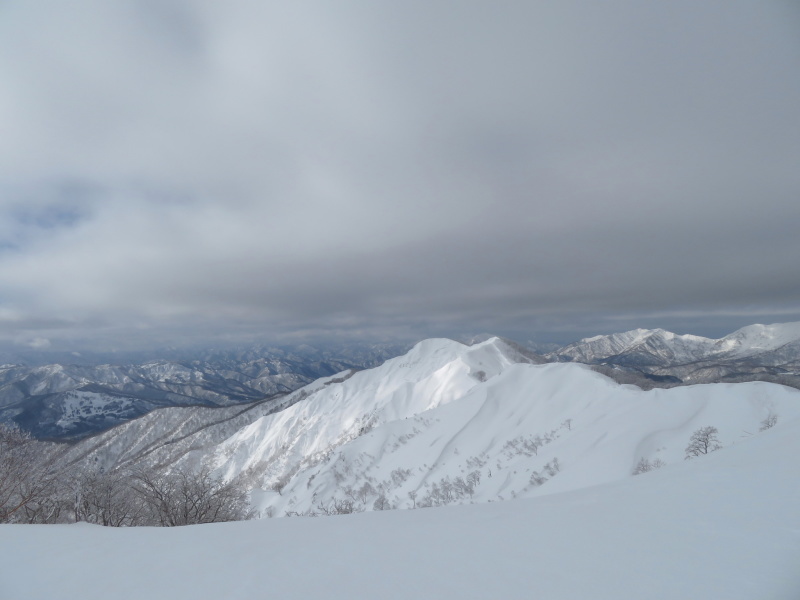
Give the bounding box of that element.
[2,416,799,600]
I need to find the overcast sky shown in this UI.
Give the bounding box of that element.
[1,0,799,353]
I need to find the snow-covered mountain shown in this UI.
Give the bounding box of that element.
[552,328,717,366]
[551,321,800,388]
[9,323,799,441]
[0,344,407,439]
[554,321,800,365]
[205,337,798,517]
[712,321,800,360]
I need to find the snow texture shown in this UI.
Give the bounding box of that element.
[2,416,799,600]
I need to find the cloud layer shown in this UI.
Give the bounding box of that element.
[1,1,799,350]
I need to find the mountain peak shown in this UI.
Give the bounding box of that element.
[715,321,800,357]
[551,321,800,378]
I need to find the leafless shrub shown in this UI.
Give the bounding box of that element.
[759,413,778,431]
[632,457,666,475]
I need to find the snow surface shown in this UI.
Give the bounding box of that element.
[2,417,799,600]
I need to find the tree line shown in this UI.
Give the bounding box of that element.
[0,423,253,526]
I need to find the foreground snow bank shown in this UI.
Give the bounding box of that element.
[2,417,799,600]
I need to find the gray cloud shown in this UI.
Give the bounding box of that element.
[0,0,799,351]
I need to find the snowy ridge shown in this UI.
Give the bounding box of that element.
[50,370,353,474]
[189,337,800,517]
[209,338,518,484]
[713,321,800,358]
[553,328,717,366]
[554,321,800,366]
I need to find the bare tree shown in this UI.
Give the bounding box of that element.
[452,476,470,499]
[355,481,375,505]
[0,423,60,523]
[466,470,481,498]
[440,478,455,504]
[73,470,145,527]
[390,468,411,486]
[529,471,547,486]
[132,464,253,526]
[372,494,391,511]
[685,426,722,459]
[316,498,357,515]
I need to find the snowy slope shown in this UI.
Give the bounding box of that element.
[554,328,717,366]
[50,371,354,474]
[194,337,800,517]
[3,417,799,600]
[208,338,524,494]
[713,321,800,360]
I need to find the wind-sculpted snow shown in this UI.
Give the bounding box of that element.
[192,337,800,518]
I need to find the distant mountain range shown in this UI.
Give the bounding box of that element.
[551,322,800,389]
[0,343,408,439]
[4,321,800,441]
